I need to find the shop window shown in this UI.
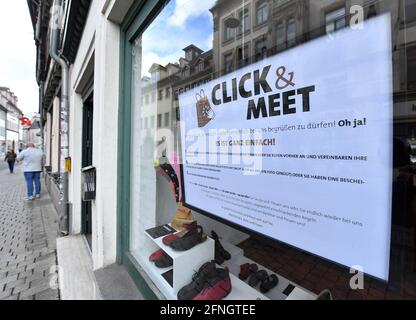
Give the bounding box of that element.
[325,7,346,34]
[238,7,250,34]
[126,0,416,302]
[224,52,234,73]
[256,0,268,26]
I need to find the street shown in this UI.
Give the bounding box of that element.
[0,162,60,300]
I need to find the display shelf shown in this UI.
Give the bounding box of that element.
[144,227,216,298]
[146,231,214,260]
[220,242,317,300]
[224,273,269,300]
[140,226,316,300]
[133,250,176,299]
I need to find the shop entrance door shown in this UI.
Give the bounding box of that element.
[82,92,94,249]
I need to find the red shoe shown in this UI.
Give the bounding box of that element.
[162,222,198,245]
[149,249,166,262]
[239,263,258,280]
[193,268,232,300]
[162,234,179,246]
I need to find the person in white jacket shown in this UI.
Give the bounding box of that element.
[16,143,45,201]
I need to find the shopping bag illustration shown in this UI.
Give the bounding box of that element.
[196,90,215,128]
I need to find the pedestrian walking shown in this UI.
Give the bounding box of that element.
[4,149,17,173]
[16,143,45,201]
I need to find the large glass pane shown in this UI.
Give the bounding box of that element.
[128,0,416,300]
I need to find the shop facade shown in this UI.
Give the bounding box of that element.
[29,0,416,300]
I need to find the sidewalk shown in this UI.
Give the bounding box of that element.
[0,164,60,300]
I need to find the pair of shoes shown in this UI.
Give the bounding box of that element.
[149,249,173,268]
[211,231,231,264]
[168,226,207,251]
[239,263,258,280]
[177,261,232,300]
[247,270,279,294]
[162,221,197,245]
[259,275,279,293]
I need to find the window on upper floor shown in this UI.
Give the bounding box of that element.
[237,45,250,67]
[405,0,416,23]
[238,7,250,34]
[151,71,160,82]
[157,114,162,128]
[164,112,170,127]
[196,61,204,73]
[287,18,296,47]
[224,52,234,73]
[186,51,193,61]
[408,46,416,91]
[325,7,346,34]
[255,37,267,61]
[223,20,234,42]
[256,0,268,26]
[276,23,285,48]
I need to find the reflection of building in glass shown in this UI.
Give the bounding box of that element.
[140,44,214,143]
[21,114,42,148]
[211,0,313,75]
[0,87,23,155]
[210,0,415,130]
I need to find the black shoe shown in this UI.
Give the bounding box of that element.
[211,231,231,264]
[170,226,207,251]
[193,267,232,300]
[259,274,279,293]
[248,270,268,287]
[154,254,173,268]
[177,261,217,300]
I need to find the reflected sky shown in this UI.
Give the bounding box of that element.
[141,0,216,77]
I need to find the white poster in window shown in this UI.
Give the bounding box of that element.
[179,15,393,281]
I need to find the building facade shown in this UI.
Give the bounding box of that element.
[0,87,23,156]
[28,0,416,300]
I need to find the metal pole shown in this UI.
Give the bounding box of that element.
[50,0,69,235]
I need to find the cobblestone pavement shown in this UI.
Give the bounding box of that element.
[0,164,60,300]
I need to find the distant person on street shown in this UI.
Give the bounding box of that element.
[4,149,17,173]
[16,143,45,201]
